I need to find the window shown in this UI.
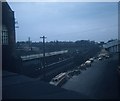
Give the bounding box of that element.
[2,25,8,45]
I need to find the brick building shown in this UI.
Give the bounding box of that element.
[2,1,17,71]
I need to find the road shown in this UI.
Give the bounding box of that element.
[2,71,88,99]
[62,54,120,99]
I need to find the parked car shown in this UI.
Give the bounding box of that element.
[73,69,81,75]
[80,63,86,70]
[85,60,91,67]
[105,55,109,59]
[89,58,94,62]
[98,57,102,60]
[67,70,75,77]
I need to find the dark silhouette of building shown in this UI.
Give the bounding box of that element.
[2,1,17,71]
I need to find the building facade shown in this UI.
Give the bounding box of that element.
[103,40,120,53]
[2,2,16,71]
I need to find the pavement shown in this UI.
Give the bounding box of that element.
[62,54,120,99]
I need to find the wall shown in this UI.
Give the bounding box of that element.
[2,2,16,70]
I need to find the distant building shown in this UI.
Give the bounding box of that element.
[2,2,17,71]
[103,39,120,53]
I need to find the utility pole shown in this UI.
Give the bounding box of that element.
[28,37,31,50]
[40,36,47,78]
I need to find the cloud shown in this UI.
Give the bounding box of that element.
[8,2,118,42]
[7,0,119,2]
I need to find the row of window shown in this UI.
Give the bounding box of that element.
[2,25,8,45]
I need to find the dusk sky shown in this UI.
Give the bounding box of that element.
[8,2,118,42]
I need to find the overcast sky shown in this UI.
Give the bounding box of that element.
[8,2,118,42]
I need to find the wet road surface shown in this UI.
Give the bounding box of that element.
[62,54,120,99]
